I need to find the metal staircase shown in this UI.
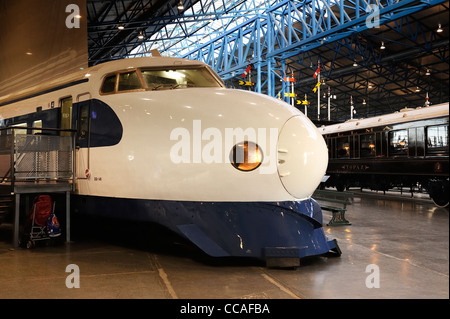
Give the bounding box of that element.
[0,127,75,246]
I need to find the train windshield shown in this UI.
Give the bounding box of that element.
[140,66,223,90]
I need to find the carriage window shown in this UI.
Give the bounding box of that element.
[118,71,142,91]
[389,130,408,155]
[32,120,42,135]
[336,137,350,158]
[360,134,376,157]
[427,125,449,153]
[12,123,27,136]
[101,74,117,94]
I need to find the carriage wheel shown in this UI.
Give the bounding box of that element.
[431,193,449,208]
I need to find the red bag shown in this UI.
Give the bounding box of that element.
[31,195,53,227]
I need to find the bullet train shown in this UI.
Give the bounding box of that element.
[0,57,340,266]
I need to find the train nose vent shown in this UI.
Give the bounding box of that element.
[277,116,328,199]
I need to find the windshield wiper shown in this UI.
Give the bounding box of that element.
[151,84,164,91]
[151,83,195,90]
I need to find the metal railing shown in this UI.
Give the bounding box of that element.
[0,127,75,188]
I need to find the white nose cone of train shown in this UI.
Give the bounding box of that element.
[277,115,328,199]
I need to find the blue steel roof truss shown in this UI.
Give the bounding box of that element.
[87,0,449,121]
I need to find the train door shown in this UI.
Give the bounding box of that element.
[60,96,73,136]
[75,93,91,179]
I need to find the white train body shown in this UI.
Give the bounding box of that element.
[0,57,338,264]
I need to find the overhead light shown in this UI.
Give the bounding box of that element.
[380,41,385,50]
[177,1,184,10]
[437,24,443,33]
[362,98,366,105]
[353,61,358,67]
[138,31,144,40]
[415,86,420,92]
[368,83,373,89]
[118,24,124,30]
[426,69,431,76]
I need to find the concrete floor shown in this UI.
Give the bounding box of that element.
[0,191,448,299]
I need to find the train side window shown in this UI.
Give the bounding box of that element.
[336,137,350,158]
[118,71,143,92]
[32,120,42,135]
[360,134,376,157]
[375,132,383,157]
[389,130,408,156]
[416,127,425,157]
[101,74,117,94]
[426,125,449,154]
[12,123,27,136]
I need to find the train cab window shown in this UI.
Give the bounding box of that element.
[140,66,222,90]
[426,125,449,154]
[389,130,408,156]
[336,137,350,158]
[101,74,117,94]
[118,71,143,92]
[360,134,376,157]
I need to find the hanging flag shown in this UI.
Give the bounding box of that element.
[284,73,296,82]
[284,76,296,82]
[242,64,252,78]
[298,93,310,105]
[313,66,321,79]
[312,81,321,93]
[239,80,255,86]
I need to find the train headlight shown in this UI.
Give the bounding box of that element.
[231,141,263,171]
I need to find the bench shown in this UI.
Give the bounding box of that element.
[312,189,353,226]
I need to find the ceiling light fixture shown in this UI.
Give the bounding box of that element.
[138,31,144,40]
[437,24,443,33]
[177,1,184,10]
[353,61,358,67]
[380,41,385,50]
[426,69,431,76]
[118,24,124,30]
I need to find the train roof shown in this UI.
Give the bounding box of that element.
[319,102,449,135]
[0,57,207,106]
